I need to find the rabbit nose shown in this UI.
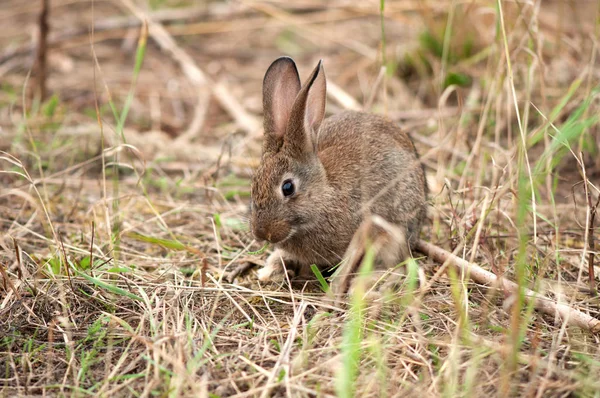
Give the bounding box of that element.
[253,224,271,242]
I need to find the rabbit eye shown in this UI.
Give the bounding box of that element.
[281,179,295,197]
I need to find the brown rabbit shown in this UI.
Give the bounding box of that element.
[250,57,427,295]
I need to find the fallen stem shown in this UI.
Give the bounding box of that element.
[415,239,600,333]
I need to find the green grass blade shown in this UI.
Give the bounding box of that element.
[76,270,143,302]
[310,264,330,293]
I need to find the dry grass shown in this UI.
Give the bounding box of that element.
[1,0,600,397]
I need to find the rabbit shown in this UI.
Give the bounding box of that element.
[249,56,427,296]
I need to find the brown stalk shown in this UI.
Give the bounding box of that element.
[58,231,75,294]
[35,0,50,100]
[578,152,599,295]
[585,181,599,296]
[89,220,95,278]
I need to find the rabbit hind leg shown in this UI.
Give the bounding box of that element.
[332,216,410,303]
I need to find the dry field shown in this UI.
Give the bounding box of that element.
[1,0,600,397]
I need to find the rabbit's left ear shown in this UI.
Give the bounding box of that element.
[285,60,327,156]
[302,60,326,137]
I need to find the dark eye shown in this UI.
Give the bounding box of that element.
[281,179,295,197]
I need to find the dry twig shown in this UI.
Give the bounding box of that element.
[416,240,600,333]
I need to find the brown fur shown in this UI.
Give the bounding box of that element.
[250,57,427,292]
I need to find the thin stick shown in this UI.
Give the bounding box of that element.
[582,156,600,294]
[89,221,95,278]
[327,80,362,111]
[415,240,600,333]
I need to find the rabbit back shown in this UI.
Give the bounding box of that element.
[316,111,427,244]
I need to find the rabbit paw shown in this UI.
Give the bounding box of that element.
[257,249,291,282]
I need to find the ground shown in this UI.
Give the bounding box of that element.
[1,0,600,397]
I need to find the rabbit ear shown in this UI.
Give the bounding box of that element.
[285,60,327,156]
[262,57,301,152]
[303,60,326,136]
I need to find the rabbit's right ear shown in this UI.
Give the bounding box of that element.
[262,57,301,153]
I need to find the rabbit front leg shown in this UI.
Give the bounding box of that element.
[257,248,301,282]
[331,216,409,303]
